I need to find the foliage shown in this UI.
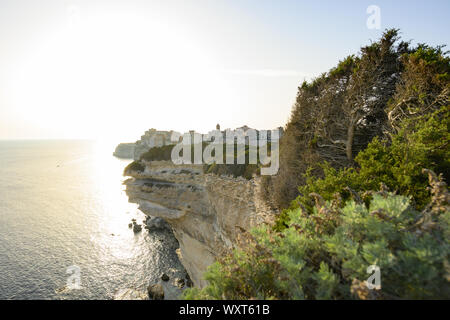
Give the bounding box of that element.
[284,106,449,224]
[267,30,449,209]
[182,29,450,301]
[203,143,267,180]
[137,142,266,180]
[140,144,175,161]
[388,44,450,131]
[183,170,450,300]
[205,163,259,180]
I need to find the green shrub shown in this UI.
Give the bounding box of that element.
[387,44,450,130]
[138,142,264,180]
[140,144,175,161]
[183,170,450,300]
[269,30,410,209]
[269,33,449,210]
[203,143,268,180]
[288,106,449,224]
[204,163,259,180]
[182,32,450,301]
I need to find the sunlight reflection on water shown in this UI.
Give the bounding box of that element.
[0,140,185,300]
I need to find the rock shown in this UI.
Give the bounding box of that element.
[128,223,132,228]
[175,278,185,288]
[146,217,169,230]
[161,273,170,281]
[124,161,276,288]
[147,284,164,300]
[185,274,193,288]
[133,224,142,233]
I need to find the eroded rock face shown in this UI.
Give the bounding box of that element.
[124,161,275,288]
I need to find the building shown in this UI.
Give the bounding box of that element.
[134,129,176,160]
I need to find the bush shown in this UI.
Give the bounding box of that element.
[287,106,450,222]
[268,32,449,210]
[269,30,409,209]
[183,170,450,300]
[140,144,175,161]
[205,163,259,180]
[203,143,268,180]
[183,30,450,301]
[387,44,450,131]
[138,142,263,180]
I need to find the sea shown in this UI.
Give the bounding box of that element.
[0,140,185,300]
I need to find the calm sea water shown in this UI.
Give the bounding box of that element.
[0,140,184,300]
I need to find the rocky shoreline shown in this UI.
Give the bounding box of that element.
[114,214,192,300]
[123,160,276,289]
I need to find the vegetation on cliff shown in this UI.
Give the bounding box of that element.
[140,144,175,162]
[274,106,449,231]
[265,29,449,209]
[183,170,449,299]
[203,143,267,180]
[183,30,450,300]
[126,143,266,180]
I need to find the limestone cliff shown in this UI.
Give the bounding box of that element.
[113,143,136,159]
[124,161,275,288]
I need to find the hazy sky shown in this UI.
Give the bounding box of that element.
[1,0,449,141]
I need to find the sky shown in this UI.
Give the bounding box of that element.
[0,0,449,142]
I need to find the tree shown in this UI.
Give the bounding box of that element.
[388,44,450,131]
[267,29,448,210]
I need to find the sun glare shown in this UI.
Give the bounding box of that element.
[10,8,230,141]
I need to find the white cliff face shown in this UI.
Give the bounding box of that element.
[124,161,275,288]
[113,143,136,159]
